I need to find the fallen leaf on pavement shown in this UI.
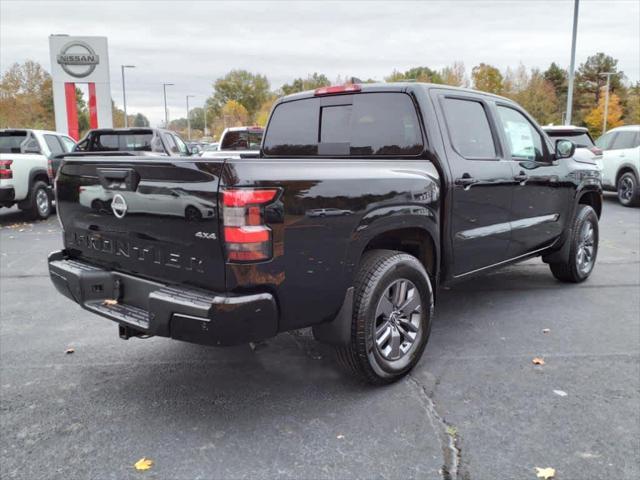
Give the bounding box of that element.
[65,348,75,354]
[535,466,556,479]
[532,357,545,365]
[553,389,567,397]
[134,458,153,471]
[103,299,118,306]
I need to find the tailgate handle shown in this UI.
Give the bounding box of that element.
[97,168,140,191]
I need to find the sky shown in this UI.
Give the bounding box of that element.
[1,0,638,127]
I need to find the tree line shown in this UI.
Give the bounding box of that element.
[0,60,150,136]
[1,52,638,141]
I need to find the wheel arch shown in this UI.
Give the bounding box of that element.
[577,189,602,218]
[615,164,639,187]
[361,227,438,285]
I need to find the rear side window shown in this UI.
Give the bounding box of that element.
[44,134,64,155]
[611,131,639,150]
[60,136,76,152]
[264,93,423,156]
[595,132,617,150]
[442,98,496,159]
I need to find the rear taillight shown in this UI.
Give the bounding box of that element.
[47,158,54,181]
[0,160,12,179]
[590,146,603,156]
[222,188,279,262]
[314,84,361,96]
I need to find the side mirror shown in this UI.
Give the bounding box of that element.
[190,146,201,155]
[555,139,575,159]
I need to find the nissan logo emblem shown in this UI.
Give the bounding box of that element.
[56,40,99,78]
[111,194,128,219]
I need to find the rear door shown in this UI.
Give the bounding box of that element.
[433,91,515,276]
[56,157,226,291]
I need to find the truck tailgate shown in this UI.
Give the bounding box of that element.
[56,157,225,291]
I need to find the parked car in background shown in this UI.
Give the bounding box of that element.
[596,125,640,207]
[200,142,219,156]
[200,126,263,158]
[543,125,602,165]
[73,128,196,157]
[49,82,602,384]
[0,128,76,218]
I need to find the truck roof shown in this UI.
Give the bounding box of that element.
[277,82,516,104]
[0,128,64,136]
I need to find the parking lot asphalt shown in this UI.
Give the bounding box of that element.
[1,194,638,480]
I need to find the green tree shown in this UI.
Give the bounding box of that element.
[471,63,503,94]
[504,68,559,125]
[209,70,270,119]
[624,82,640,124]
[281,73,330,95]
[385,66,443,83]
[440,62,467,87]
[133,112,150,127]
[543,62,567,98]
[576,53,624,105]
[0,60,54,129]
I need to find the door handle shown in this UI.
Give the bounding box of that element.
[514,173,528,184]
[455,174,477,189]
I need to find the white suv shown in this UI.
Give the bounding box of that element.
[596,125,640,207]
[0,129,76,219]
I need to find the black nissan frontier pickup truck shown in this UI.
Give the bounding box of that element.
[49,83,602,384]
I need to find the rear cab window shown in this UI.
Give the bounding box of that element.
[77,132,154,152]
[263,92,423,156]
[221,130,263,151]
[0,131,29,153]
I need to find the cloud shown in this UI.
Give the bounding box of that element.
[1,0,638,127]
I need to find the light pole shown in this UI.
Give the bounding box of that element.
[600,72,616,135]
[203,103,208,138]
[565,0,579,125]
[186,95,195,140]
[121,65,135,128]
[162,83,174,128]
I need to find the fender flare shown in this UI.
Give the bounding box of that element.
[345,204,440,281]
[17,168,50,208]
[314,207,439,347]
[543,183,602,264]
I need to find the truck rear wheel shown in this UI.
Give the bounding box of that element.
[22,180,52,220]
[336,249,433,385]
[549,205,598,283]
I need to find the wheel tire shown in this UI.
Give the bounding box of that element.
[24,181,52,220]
[91,199,104,211]
[185,205,202,221]
[336,249,434,385]
[617,172,640,207]
[549,205,599,283]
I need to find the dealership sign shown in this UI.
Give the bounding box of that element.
[56,40,100,78]
[49,35,113,139]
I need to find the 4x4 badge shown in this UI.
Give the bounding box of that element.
[111,194,128,219]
